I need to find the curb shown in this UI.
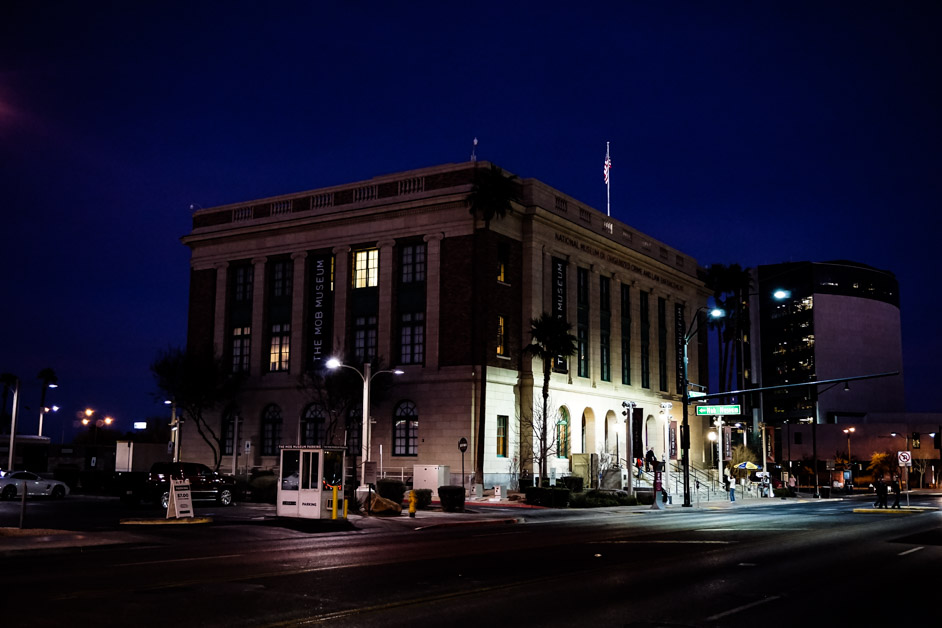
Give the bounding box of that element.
[413,517,519,531]
[119,516,214,526]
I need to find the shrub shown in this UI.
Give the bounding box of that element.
[524,487,571,508]
[377,478,407,504]
[570,489,638,508]
[438,485,466,512]
[635,490,655,505]
[555,476,584,493]
[413,488,432,509]
[773,487,790,498]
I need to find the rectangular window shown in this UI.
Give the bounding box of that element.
[496,315,506,356]
[400,311,425,364]
[401,244,426,283]
[600,276,611,382]
[269,323,290,372]
[234,265,253,302]
[621,284,631,385]
[354,316,378,362]
[353,249,379,288]
[658,297,668,392]
[272,259,293,298]
[496,415,508,457]
[577,267,589,378]
[393,419,418,455]
[497,243,509,283]
[640,291,650,389]
[232,326,251,373]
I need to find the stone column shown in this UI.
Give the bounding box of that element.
[378,239,396,363]
[423,233,443,369]
[213,262,229,357]
[289,252,307,374]
[251,257,267,374]
[332,246,350,357]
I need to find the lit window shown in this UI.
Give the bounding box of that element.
[353,249,379,288]
[496,315,506,356]
[557,409,570,459]
[269,323,290,372]
[496,415,508,457]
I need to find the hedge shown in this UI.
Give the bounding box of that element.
[438,485,466,512]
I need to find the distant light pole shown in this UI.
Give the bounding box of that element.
[680,306,725,507]
[6,376,20,472]
[326,358,403,488]
[165,400,179,462]
[82,409,113,446]
[37,380,58,437]
[843,427,856,486]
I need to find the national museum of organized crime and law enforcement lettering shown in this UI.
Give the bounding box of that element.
[181,162,712,491]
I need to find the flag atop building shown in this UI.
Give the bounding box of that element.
[604,142,612,216]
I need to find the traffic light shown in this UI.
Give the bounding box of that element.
[912,432,920,449]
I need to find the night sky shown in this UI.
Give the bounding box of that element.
[2,2,939,442]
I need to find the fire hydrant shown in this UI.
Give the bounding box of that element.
[409,489,417,518]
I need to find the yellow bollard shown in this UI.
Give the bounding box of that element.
[332,485,338,520]
[343,494,348,519]
[409,489,417,518]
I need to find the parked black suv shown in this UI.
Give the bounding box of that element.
[147,462,238,508]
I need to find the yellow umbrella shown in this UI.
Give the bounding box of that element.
[735,461,759,470]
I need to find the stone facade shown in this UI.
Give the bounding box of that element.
[180,162,712,488]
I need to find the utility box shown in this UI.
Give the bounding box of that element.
[413,465,450,496]
[115,441,170,472]
[571,453,599,488]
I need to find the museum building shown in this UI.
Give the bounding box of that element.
[180,162,713,489]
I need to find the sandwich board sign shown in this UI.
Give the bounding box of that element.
[166,479,194,519]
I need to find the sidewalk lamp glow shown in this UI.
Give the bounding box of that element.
[326,358,404,488]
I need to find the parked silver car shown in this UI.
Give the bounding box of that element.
[0,470,70,500]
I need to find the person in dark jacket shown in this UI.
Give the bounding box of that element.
[874,477,888,508]
[891,477,901,508]
[645,448,656,472]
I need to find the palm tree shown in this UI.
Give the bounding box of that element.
[467,163,519,490]
[525,313,577,484]
[1,372,17,433]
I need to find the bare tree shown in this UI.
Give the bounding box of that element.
[518,393,563,487]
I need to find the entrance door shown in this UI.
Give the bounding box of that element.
[298,450,321,518]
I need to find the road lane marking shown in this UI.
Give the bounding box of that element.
[589,540,735,544]
[898,546,924,556]
[117,553,245,566]
[706,595,781,621]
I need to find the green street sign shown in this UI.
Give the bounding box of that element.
[695,404,741,416]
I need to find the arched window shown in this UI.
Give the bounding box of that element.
[261,404,283,455]
[393,400,418,456]
[301,403,328,446]
[557,408,570,459]
[581,414,587,453]
[221,407,243,456]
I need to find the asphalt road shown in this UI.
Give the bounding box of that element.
[1,493,940,627]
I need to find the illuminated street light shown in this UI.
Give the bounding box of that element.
[680,306,725,507]
[326,358,403,488]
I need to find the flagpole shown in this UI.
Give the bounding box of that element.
[604,141,611,216]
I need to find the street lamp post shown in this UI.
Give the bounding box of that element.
[165,400,179,462]
[6,377,20,472]
[38,381,58,437]
[680,307,724,507]
[326,359,403,488]
[843,427,855,488]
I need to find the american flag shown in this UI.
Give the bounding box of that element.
[603,152,612,185]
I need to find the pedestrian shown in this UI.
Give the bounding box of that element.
[635,457,643,479]
[874,477,888,508]
[891,477,901,508]
[788,475,796,495]
[725,475,735,502]
[645,448,656,472]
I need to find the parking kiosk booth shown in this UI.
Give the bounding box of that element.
[276,446,346,519]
